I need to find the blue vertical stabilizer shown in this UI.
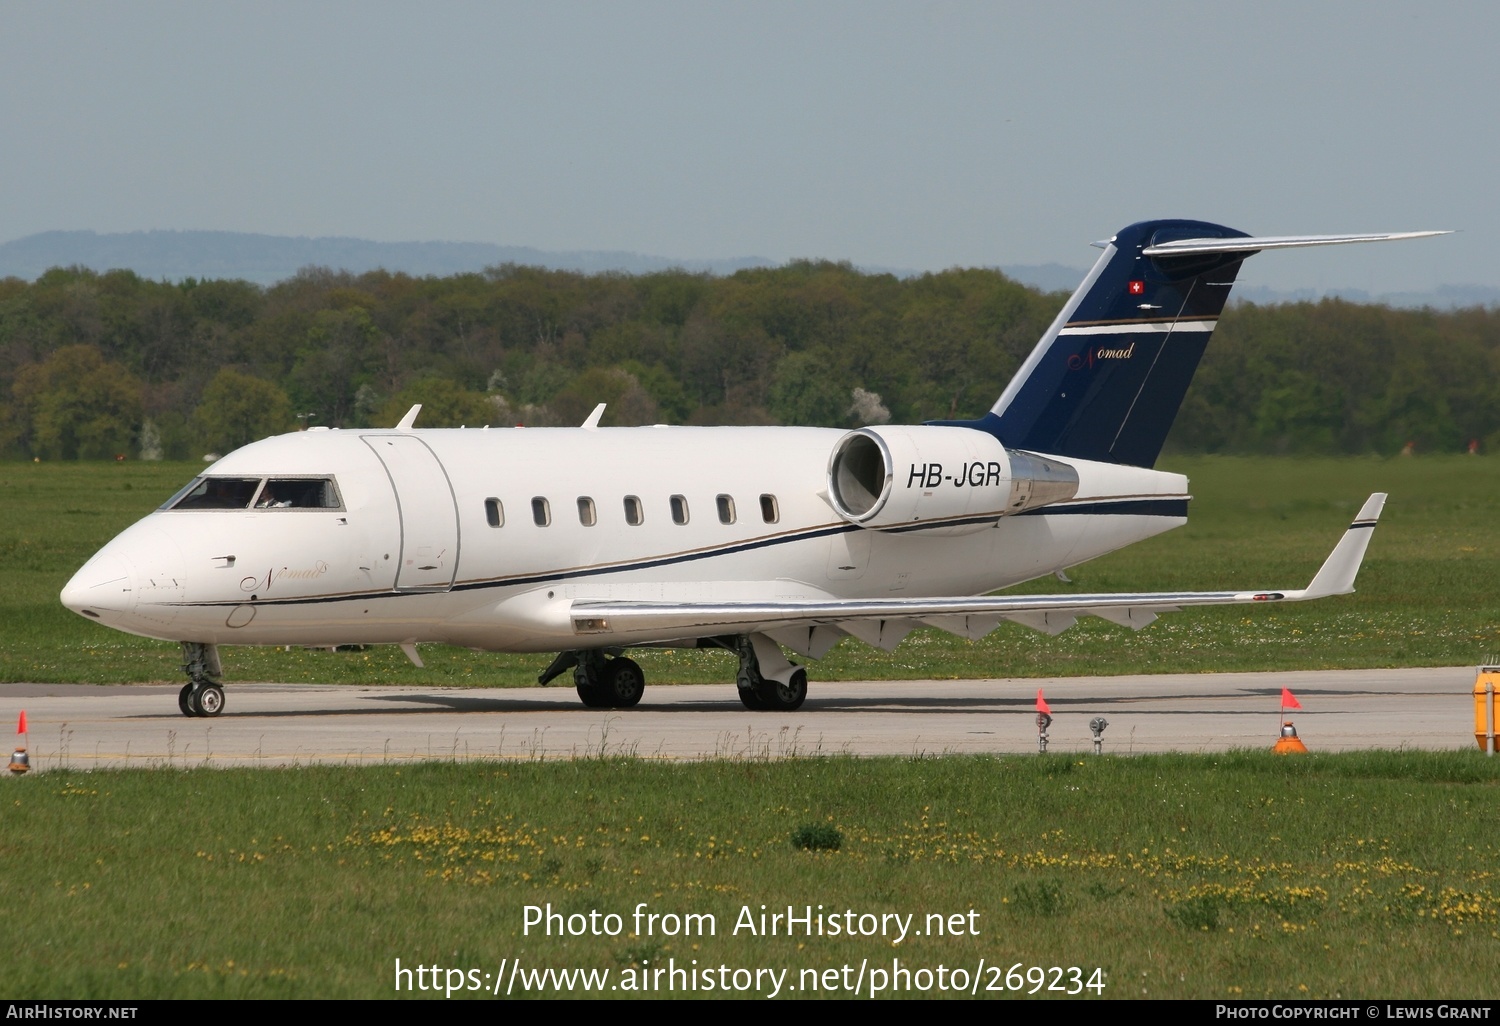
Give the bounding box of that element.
[942,219,1253,468]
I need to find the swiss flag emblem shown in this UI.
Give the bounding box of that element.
[1128,280,1145,295]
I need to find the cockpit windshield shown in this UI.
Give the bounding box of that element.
[163,477,262,510]
[162,477,342,511]
[253,479,341,509]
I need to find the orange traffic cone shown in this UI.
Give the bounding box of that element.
[1272,721,1308,754]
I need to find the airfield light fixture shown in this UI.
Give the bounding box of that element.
[1273,721,1309,754]
[1089,717,1109,755]
[1036,712,1052,754]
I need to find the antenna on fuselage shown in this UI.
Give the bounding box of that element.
[395,404,422,430]
[581,403,607,430]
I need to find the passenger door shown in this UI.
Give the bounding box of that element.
[361,435,460,591]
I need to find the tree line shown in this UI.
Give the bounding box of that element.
[1,261,1496,461]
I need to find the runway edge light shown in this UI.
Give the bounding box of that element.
[9,709,27,774]
[1273,722,1308,755]
[1273,689,1308,753]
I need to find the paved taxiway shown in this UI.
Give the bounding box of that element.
[0,666,1483,771]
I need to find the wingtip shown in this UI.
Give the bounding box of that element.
[1357,492,1387,523]
[1301,494,1387,599]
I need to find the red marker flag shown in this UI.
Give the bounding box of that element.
[1280,688,1302,710]
[1036,689,1052,716]
[17,710,26,734]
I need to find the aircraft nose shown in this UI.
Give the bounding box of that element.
[61,552,135,621]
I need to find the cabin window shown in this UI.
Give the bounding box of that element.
[485,498,504,528]
[164,477,262,510]
[624,495,643,526]
[577,497,597,526]
[760,493,779,523]
[531,497,551,526]
[670,494,689,525]
[716,494,736,524]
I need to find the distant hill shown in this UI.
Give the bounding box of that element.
[995,268,1500,309]
[1230,282,1500,309]
[998,266,1500,309]
[0,230,779,285]
[1,230,1494,308]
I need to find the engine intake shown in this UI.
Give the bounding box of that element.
[827,425,1078,533]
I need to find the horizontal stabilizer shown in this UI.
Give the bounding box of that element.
[1142,231,1450,257]
[565,495,1385,646]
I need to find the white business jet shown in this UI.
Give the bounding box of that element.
[61,219,1445,717]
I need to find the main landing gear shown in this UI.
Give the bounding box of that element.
[178,642,225,718]
[538,650,645,709]
[538,634,809,712]
[734,635,808,713]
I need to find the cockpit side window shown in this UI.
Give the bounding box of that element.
[164,477,262,510]
[253,478,342,509]
[164,476,343,511]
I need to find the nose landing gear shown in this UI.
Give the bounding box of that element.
[178,642,225,717]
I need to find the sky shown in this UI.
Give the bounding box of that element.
[0,1,1491,293]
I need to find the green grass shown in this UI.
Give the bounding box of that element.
[3,455,1498,686]
[2,752,1497,999]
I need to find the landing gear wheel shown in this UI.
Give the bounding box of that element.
[600,657,645,708]
[576,681,612,708]
[194,683,225,717]
[178,683,197,717]
[737,685,766,710]
[753,668,808,712]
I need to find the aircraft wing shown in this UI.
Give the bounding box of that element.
[567,494,1386,655]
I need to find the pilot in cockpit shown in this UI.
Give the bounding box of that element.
[255,483,291,508]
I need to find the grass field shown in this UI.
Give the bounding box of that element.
[1,752,1496,999]
[4,458,1498,1001]
[2,455,1496,687]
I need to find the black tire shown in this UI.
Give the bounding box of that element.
[600,657,645,708]
[753,667,807,712]
[194,683,225,717]
[576,681,611,707]
[178,683,198,717]
[737,685,766,711]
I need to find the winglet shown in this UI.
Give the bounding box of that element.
[395,404,422,430]
[1301,493,1387,599]
[581,403,607,430]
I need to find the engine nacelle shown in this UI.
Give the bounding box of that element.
[826,425,1078,534]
